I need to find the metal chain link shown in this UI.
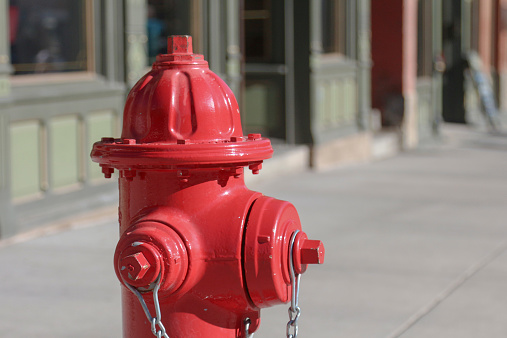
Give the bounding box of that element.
[244,318,255,338]
[286,230,302,338]
[122,273,170,338]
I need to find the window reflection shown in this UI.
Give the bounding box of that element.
[9,0,90,75]
[147,0,194,65]
[321,0,347,55]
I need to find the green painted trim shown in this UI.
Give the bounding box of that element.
[311,56,358,76]
[125,0,148,87]
[225,0,242,100]
[293,0,313,144]
[0,0,9,60]
[312,124,363,145]
[286,0,296,144]
[0,0,12,98]
[310,0,323,53]
[7,78,124,105]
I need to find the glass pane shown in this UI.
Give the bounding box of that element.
[243,0,284,63]
[50,115,79,189]
[244,0,271,61]
[9,0,90,75]
[10,121,41,198]
[321,0,347,55]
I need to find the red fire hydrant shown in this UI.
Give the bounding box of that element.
[91,35,324,338]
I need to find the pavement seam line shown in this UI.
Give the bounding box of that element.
[0,206,117,248]
[386,240,507,338]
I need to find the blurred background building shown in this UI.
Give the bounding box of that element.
[0,0,505,239]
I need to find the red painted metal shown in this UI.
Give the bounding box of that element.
[91,35,324,337]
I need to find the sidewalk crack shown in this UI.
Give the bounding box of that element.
[386,240,507,338]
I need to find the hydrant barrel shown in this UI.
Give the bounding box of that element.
[91,35,324,338]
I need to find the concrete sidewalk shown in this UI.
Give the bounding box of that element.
[1,124,507,337]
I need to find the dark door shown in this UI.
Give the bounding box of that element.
[442,0,466,123]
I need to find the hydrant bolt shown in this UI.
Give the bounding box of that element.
[101,166,114,178]
[249,163,262,175]
[120,252,151,281]
[248,133,262,141]
[122,138,136,145]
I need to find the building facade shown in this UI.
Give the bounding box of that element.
[1,0,505,239]
[243,0,371,168]
[1,0,127,238]
[0,0,245,238]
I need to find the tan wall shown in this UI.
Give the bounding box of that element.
[402,0,418,148]
[498,0,507,73]
[311,133,372,170]
[479,0,494,74]
[497,0,507,111]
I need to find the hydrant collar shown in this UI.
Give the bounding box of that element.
[91,135,272,170]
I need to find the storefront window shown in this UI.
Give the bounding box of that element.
[9,0,91,75]
[244,0,272,62]
[244,0,285,64]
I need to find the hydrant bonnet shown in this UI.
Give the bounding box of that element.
[91,35,273,171]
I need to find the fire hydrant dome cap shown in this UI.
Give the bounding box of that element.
[91,36,273,169]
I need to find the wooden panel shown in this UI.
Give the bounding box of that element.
[245,84,269,128]
[50,115,80,189]
[330,80,340,124]
[344,77,357,123]
[244,79,285,138]
[10,120,41,199]
[314,74,356,129]
[417,79,432,139]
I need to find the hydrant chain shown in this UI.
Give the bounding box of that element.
[244,318,255,338]
[122,273,170,338]
[287,230,302,338]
